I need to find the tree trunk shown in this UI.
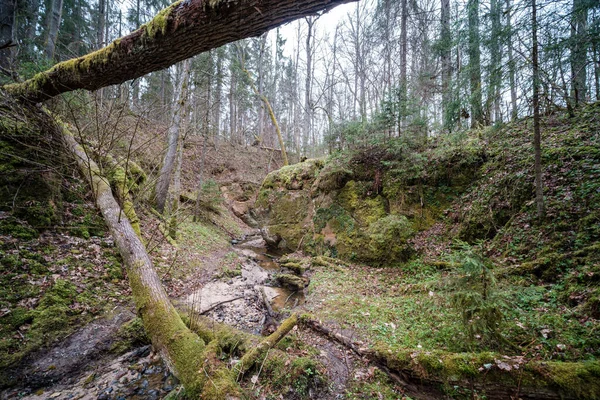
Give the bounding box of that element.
[44,0,63,60]
[169,128,185,239]
[0,0,17,71]
[5,0,356,103]
[532,0,544,221]
[59,125,235,398]
[304,16,316,155]
[257,33,267,143]
[243,67,289,166]
[506,0,517,121]
[97,0,106,49]
[570,0,588,106]
[486,0,502,123]
[213,46,224,138]
[594,38,600,101]
[155,59,191,214]
[24,0,40,53]
[399,0,408,135]
[467,0,483,128]
[440,0,451,131]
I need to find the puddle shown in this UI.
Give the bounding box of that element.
[262,285,305,312]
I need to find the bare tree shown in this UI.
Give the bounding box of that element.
[44,0,64,60]
[532,0,545,221]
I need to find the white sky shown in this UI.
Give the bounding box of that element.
[276,2,357,58]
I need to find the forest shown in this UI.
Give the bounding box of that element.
[0,0,599,398]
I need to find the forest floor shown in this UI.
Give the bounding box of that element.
[2,103,599,399]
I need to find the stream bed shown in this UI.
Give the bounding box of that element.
[179,233,305,334]
[3,234,308,400]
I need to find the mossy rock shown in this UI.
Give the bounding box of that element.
[261,158,325,191]
[281,261,306,275]
[311,162,353,194]
[276,274,309,291]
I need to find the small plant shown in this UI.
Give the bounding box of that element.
[449,240,507,347]
[201,179,223,209]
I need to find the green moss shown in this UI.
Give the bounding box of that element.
[281,261,306,275]
[262,352,325,399]
[312,162,353,193]
[337,180,387,226]
[542,361,600,398]
[111,317,150,354]
[261,158,325,191]
[144,5,173,38]
[276,273,309,291]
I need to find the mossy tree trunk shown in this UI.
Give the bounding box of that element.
[3,0,356,103]
[155,59,191,214]
[243,66,289,166]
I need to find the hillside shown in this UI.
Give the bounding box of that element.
[0,96,599,399]
[251,102,600,398]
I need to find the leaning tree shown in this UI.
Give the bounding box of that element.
[0,0,355,397]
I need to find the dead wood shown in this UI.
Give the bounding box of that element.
[4,0,356,103]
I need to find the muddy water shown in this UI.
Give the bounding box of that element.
[234,235,305,312]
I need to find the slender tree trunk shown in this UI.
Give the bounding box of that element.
[44,0,63,60]
[24,0,40,52]
[155,59,191,214]
[304,16,315,155]
[506,0,517,121]
[98,0,106,49]
[244,67,289,166]
[229,50,237,143]
[594,39,600,101]
[467,0,483,128]
[532,0,544,221]
[399,0,408,135]
[570,0,588,107]
[169,129,185,239]
[440,0,451,131]
[0,0,16,71]
[6,0,356,103]
[486,0,502,123]
[257,33,267,142]
[213,47,224,139]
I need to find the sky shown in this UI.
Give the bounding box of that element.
[276,2,357,58]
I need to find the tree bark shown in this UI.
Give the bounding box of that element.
[243,67,289,166]
[0,0,17,71]
[5,0,356,103]
[155,59,191,214]
[570,0,588,106]
[399,0,408,135]
[440,0,451,131]
[467,0,483,128]
[486,0,502,123]
[59,125,218,397]
[304,16,317,154]
[44,0,63,60]
[532,0,545,221]
[506,0,518,121]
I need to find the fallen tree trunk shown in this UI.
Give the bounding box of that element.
[59,119,240,398]
[3,0,355,103]
[303,317,600,400]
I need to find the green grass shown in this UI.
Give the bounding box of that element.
[307,256,600,360]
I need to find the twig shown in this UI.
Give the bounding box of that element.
[252,349,270,389]
[199,296,244,315]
